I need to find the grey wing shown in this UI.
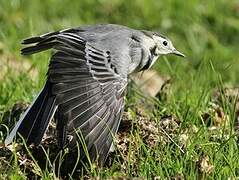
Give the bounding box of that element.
[22,30,127,164]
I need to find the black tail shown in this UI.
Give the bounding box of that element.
[5,82,57,145]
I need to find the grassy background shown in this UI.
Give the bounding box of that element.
[0,0,239,179]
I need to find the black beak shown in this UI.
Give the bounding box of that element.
[172,49,185,57]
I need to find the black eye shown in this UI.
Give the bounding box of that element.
[163,41,168,46]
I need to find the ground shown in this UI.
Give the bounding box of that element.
[0,0,239,179]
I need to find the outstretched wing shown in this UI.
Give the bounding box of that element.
[22,29,127,164]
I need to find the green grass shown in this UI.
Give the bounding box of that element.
[0,0,239,179]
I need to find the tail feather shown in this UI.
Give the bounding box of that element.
[20,28,77,55]
[21,41,57,55]
[33,96,57,144]
[5,82,57,146]
[21,36,43,45]
[21,33,59,55]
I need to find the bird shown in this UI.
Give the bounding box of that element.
[5,24,184,164]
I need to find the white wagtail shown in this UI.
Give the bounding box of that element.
[5,24,184,164]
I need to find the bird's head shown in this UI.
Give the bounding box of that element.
[152,34,185,57]
[142,31,185,58]
[137,30,185,71]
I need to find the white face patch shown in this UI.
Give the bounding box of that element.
[152,35,175,55]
